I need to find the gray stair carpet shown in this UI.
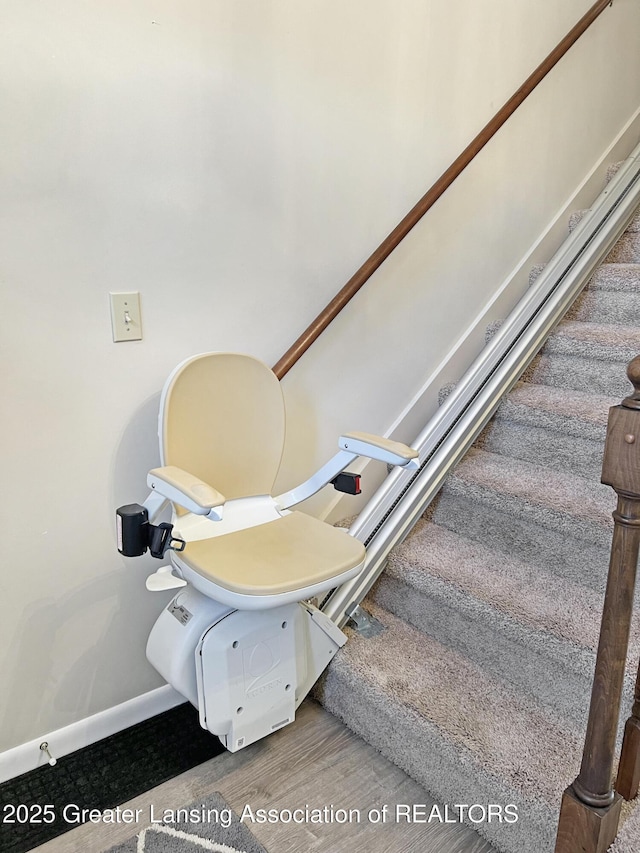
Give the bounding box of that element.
[316,192,640,853]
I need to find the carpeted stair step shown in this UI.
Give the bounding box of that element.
[316,602,585,853]
[590,263,640,291]
[523,319,639,396]
[568,209,590,232]
[566,264,640,325]
[485,319,504,344]
[567,208,640,234]
[441,447,614,546]
[605,230,640,263]
[431,447,615,592]
[606,162,623,183]
[605,163,639,221]
[561,198,640,236]
[368,520,639,726]
[438,381,458,406]
[478,381,613,482]
[529,263,546,286]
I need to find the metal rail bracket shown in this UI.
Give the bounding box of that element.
[345,604,386,638]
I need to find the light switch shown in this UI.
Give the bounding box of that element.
[110,292,142,342]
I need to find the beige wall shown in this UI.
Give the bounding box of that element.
[1,0,639,754]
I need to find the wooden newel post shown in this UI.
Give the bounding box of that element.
[555,355,640,853]
[616,358,640,802]
[617,659,640,799]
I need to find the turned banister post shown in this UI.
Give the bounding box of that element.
[573,491,640,800]
[616,657,640,800]
[616,361,640,802]
[555,355,640,853]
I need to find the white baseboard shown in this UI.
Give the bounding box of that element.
[0,685,184,784]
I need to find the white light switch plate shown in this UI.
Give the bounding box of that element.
[110,292,142,342]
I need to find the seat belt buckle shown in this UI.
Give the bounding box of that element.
[331,472,362,495]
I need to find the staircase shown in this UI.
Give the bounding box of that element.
[316,179,640,852]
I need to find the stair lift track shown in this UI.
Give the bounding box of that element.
[323,142,640,630]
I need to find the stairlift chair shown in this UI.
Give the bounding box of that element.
[117,352,419,752]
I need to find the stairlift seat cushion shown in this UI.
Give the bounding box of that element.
[175,511,366,597]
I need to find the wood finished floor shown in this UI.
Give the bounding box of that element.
[31,701,496,853]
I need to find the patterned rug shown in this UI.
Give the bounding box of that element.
[106,792,268,853]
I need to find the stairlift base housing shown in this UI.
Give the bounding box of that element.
[146,584,346,752]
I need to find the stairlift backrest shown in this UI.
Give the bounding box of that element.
[159,353,286,510]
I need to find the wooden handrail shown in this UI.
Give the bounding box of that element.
[555,356,640,853]
[273,0,614,380]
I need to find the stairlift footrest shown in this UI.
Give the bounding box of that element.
[146,566,188,592]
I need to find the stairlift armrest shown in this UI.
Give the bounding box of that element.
[147,466,226,518]
[339,432,420,470]
[275,433,419,511]
[274,449,358,510]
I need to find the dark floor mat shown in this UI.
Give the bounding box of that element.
[0,703,224,853]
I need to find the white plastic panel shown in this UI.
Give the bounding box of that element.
[196,604,299,751]
[146,586,233,707]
